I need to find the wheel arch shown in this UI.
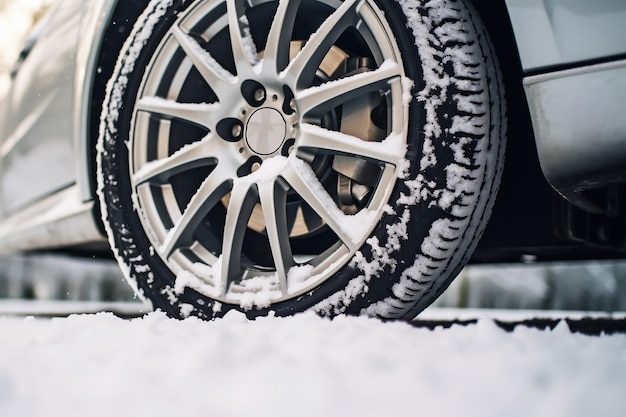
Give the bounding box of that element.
[84,0,560,261]
[469,0,569,261]
[86,0,555,255]
[86,0,150,236]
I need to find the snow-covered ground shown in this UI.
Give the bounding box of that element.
[0,228,624,416]
[0,310,625,417]
[1,252,625,416]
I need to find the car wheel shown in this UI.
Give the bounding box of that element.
[97,0,506,320]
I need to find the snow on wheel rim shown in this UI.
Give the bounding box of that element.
[127,0,409,307]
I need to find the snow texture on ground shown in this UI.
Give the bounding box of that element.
[1,311,625,417]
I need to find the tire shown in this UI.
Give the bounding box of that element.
[97,0,506,320]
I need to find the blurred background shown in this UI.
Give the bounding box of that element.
[3,254,626,312]
[1,0,625,313]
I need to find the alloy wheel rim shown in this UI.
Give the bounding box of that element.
[129,0,409,305]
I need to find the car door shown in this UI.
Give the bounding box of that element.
[0,0,85,216]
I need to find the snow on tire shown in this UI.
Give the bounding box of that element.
[97,0,506,320]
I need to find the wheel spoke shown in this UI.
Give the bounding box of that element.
[296,61,401,117]
[297,123,405,166]
[219,180,259,295]
[226,0,259,75]
[171,25,235,99]
[285,0,362,87]
[262,0,301,76]
[281,160,359,251]
[258,179,293,295]
[136,96,219,131]
[132,136,219,186]
[160,166,233,257]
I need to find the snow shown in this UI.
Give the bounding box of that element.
[0,310,624,417]
[174,27,237,85]
[235,275,281,311]
[174,268,218,299]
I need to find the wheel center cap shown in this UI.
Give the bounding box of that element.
[245,108,287,155]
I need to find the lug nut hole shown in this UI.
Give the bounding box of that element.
[216,118,244,142]
[242,80,266,107]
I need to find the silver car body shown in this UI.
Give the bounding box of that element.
[505,0,626,212]
[0,0,625,251]
[0,0,113,251]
